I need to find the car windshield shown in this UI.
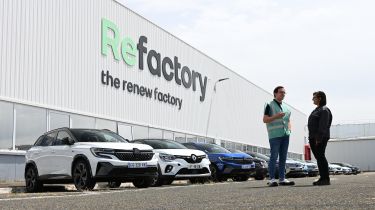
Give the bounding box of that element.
[198,144,231,154]
[139,139,187,149]
[249,152,270,161]
[71,129,128,143]
[333,163,353,167]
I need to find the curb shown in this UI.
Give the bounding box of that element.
[0,188,12,194]
[0,180,190,194]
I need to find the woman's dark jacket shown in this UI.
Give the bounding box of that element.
[308,106,333,141]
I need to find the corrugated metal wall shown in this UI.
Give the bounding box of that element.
[331,123,375,139]
[0,0,306,154]
[326,139,375,171]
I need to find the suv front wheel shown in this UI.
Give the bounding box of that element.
[108,181,121,188]
[25,165,43,193]
[73,160,96,191]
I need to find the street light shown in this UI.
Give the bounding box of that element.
[205,77,229,137]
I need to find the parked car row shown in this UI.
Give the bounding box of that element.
[330,162,361,175]
[24,128,361,193]
[25,128,257,192]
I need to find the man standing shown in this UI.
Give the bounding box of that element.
[263,86,295,186]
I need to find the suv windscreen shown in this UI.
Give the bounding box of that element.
[183,144,198,150]
[70,129,128,143]
[138,139,187,149]
[249,152,270,161]
[198,144,231,154]
[35,132,57,146]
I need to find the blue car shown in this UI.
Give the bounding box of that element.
[183,143,255,182]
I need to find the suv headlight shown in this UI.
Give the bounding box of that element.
[159,153,176,162]
[90,148,115,159]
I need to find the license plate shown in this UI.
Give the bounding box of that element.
[128,162,147,168]
[188,164,202,169]
[241,164,253,169]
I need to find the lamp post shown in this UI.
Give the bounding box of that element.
[205,78,229,137]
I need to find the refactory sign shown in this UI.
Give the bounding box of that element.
[101,18,209,110]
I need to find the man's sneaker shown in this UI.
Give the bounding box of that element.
[279,179,295,186]
[267,180,278,187]
[313,179,330,186]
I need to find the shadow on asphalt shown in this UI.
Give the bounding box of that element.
[290,185,315,188]
[244,184,316,189]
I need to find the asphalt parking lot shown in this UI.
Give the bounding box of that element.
[0,172,374,210]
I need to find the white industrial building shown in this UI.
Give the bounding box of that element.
[326,123,375,171]
[0,0,307,181]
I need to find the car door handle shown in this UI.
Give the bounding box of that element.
[51,150,56,153]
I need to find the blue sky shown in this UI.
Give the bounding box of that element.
[120,0,375,124]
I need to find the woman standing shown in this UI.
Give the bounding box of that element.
[308,91,333,185]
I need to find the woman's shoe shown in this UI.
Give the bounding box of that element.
[313,179,330,186]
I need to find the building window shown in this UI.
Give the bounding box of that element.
[0,101,14,150]
[118,123,133,141]
[220,140,226,148]
[206,138,215,144]
[163,131,174,140]
[197,137,205,143]
[174,132,186,143]
[50,111,69,130]
[235,143,242,151]
[96,118,116,132]
[149,128,162,139]
[15,104,47,150]
[246,145,252,152]
[186,135,197,143]
[70,114,95,128]
[132,125,148,139]
[227,141,235,150]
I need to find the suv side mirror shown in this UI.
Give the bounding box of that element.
[62,137,73,145]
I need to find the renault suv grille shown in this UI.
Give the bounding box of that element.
[221,157,254,164]
[114,150,154,161]
[174,155,205,163]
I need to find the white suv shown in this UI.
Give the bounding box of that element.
[25,128,158,192]
[131,139,211,185]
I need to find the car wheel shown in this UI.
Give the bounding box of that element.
[190,177,208,184]
[151,177,164,187]
[107,181,121,188]
[254,174,265,180]
[25,165,43,193]
[209,164,221,182]
[219,177,228,182]
[189,178,199,184]
[132,177,153,188]
[232,175,249,182]
[232,176,241,182]
[150,169,164,187]
[73,160,96,191]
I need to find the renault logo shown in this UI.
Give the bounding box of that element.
[191,154,197,162]
[133,148,140,154]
